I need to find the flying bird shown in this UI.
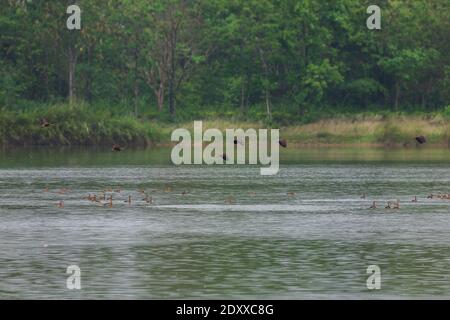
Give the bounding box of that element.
[112,144,123,152]
[40,118,51,128]
[415,136,426,144]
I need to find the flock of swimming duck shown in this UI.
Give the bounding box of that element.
[50,187,172,209]
[364,193,450,210]
[47,188,450,211]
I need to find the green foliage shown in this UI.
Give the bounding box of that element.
[0,0,449,129]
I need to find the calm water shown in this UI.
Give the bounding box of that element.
[0,147,450,299]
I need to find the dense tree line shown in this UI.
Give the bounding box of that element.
[1,0,449,120]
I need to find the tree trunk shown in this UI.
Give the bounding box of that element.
[85,46,93,103]
[155,83,165,112]
[265,88,272,121]
[240,79,246,113]
[133,45,139,117]
[168,43,176,116]
[68,46,77,105]
[394,82,400,111]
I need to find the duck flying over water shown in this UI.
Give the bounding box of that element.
[415,136,426,144]
[40,118,51,128]
[112,144,123,152]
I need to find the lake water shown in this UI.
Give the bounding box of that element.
[0,147,450,299]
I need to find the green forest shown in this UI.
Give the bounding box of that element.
[1,0,449,147]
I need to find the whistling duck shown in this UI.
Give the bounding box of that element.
[369,201,377,209]
[40,118,51,128]
[104,196,113,208]
[393,199,400,209]
[415,136,426,144]
[412,196,418,203]
[112,144,123,152]
[385,201,392,209]
[56,200,64,208]
[143,195,152,204]
[225,196,235,204]
[124,195,132,204]
[279,139,287,148]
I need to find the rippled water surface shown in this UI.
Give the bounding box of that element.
[1,147,450,299]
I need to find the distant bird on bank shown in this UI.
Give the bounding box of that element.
[112,144,123,152]
[415,136,427,144]
[279,139,287,148]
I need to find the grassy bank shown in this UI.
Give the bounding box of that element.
[1,103,450,148]
[0,103,167,147]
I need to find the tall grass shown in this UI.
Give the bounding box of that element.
[1,102,449,147]
[0,103,165,147]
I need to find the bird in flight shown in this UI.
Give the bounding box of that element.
[40,118,51,128]
[415,136,426,144]
[112,144,123,152]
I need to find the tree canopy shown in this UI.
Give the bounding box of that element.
[1,0,449,120]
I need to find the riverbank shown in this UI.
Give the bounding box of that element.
[1,104,449,148]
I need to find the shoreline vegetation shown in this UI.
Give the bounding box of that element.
[1,103,450,149]
[2,1,449,150]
